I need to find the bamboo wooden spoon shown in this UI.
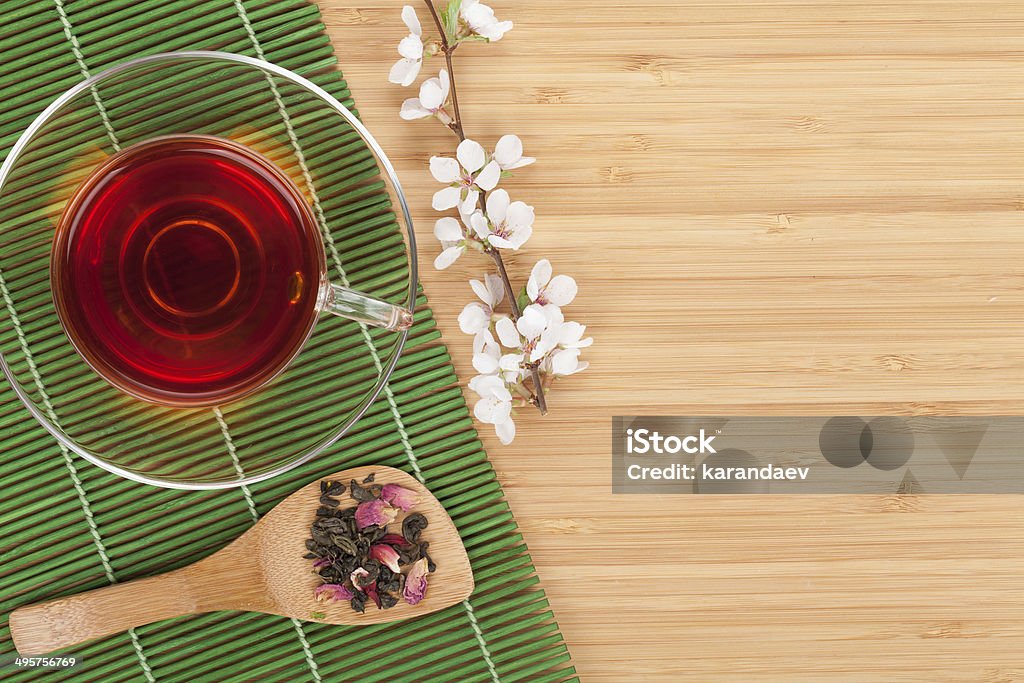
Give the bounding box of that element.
[10,466,474,655]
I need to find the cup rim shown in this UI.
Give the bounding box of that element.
[0,51,419,490]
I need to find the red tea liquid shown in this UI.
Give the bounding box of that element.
[52,135,325,406]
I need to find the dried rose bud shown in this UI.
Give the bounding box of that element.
[312,557,332,571]
[380,533,410,547]
[403,557,430,605]
[381,483,418,511]
[355,499,398,529]
[314,583,353,602]
[369,543,402,573]
[350,567,371,591]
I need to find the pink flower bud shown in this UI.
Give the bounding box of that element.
[403,557,430,605]
[381,483,418,511]
[312,557,332,571]
[370,543,402,573]
[314,583,353,602]
[355,499,398,529]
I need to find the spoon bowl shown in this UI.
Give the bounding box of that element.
[10,466,473,655]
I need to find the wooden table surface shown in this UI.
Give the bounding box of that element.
[323,2,1024,680]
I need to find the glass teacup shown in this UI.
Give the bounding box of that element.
[0,51,418,489]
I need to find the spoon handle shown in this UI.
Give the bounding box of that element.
[8,546,266,657]
[9,568,203,655]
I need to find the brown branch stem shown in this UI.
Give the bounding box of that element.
[422,0,548,416]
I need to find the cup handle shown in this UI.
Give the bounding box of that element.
[321,282,413,331]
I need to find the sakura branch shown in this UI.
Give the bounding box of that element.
[389,1,592,444]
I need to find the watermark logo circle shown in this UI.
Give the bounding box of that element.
[819,416,870,468]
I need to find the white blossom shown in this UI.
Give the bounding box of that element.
[550,347,588,376]
[400,69,452,123]
[458,273,505,334]
[493,134,535,170]
[549,322,592,376]
[430,139,500,213]
[469,374,516,444]
[472,329,502,373]
[433,215,469,270]
[469,189,533,250]
[494,303,562,363]
[527,259,577,306]
[473,330,526,385]
[389,6,424,86]
[461,0,513,42]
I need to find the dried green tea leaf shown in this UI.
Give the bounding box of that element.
[350,479,376,503]
[402,513,428,543]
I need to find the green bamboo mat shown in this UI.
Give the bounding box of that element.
[0,1,577,681]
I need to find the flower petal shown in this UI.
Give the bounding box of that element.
[494,417,516,445]
[398,34,423,60]
[381,483,418,511]
[434,219,462,245]
[314,583,354,602]
[474,396,511,424]
[460,189,480,216]
[403,5,422,34]
[484,273,506,306]
[505,201,535,229]
[474,160,501,191]
[403,557,430,605]
[485,189,510,224]
[493,134,523,169]
[499,353,523,372]
[558,321,591,347]
[399,98,431,120]
[432,185,461,210]
[433,216,463,242]
[473,329,494,355]
[430,156,460,184]
[487,235,515,250]
[355,499,398,529]
[350,567,371,590]
[433,245,465,270]
[369,543,403,572]
[544,274,578,306]
[543,303,565,327]
[457,139,486,173]
[506,155,535,170]
[438,68,451,102]
[419,76,447,110]
[473,350,500,374]
[551,348,582,375]
[469,210,490,239]
[528,259,552,300]
[469,372,498,397]
[481,20,513,41]
[506,224,532,249]
[389,57,420,86]
[498,354,524,383]
[494,316,520,348]
[516,304,548,340]
[469,278,493,306]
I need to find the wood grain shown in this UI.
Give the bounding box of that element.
[9,466,471,655]
[322,2,1024,680]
